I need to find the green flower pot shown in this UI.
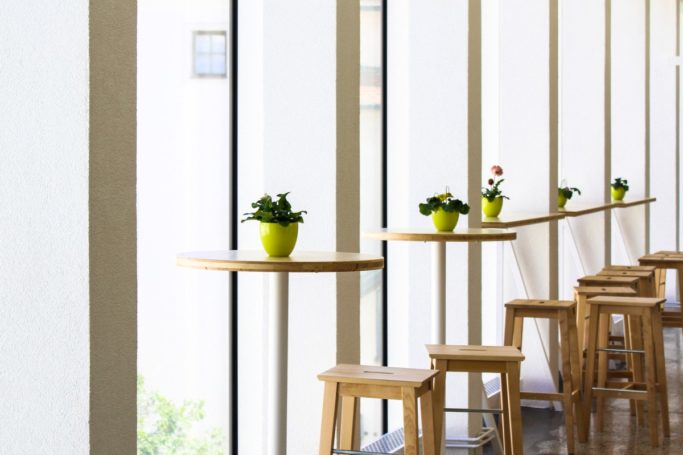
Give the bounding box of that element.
[260,222,298,257]
[558,193,567,208]
[431,208,459,232]
[482,196,503,218]
[611,187,626,201]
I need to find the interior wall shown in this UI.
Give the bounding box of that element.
[0,0,90,452]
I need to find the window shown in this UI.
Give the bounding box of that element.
[193,31,227,78]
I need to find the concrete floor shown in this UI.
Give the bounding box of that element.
[514,328,683,454]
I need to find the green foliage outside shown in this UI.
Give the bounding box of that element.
[137,375,224,455]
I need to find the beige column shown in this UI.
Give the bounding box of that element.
[89,0,137,453]
[605,0,613,265]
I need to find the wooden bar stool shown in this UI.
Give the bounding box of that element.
[503,299,585,454]
[582,296,669,448]
[577,275,640,292]
[598,268,656,297]
[426,345,524,455]
[318,364,437,455]
[639,252,683,328]
[573,286,637,369]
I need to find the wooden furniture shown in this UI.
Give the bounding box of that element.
[598,268,656,297]
[582,296,669,448]
[577,275,640,292]
[363,228,515,344]
[503,300,585,454]
[426,345,525,455]
[177,251,384,455]
[481,211,565,229]
[318,364,438,455]
[573,286,637,367]
[639,252,683,328]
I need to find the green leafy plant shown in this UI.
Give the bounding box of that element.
[241,192,306,226]
[137,375,224,455]
[558,186,581,200]
[419,191,470,216]
[482,164,510,201]
[611,178,629,191]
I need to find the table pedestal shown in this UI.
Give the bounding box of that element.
[432,241,446,344]
[267,271,289,455]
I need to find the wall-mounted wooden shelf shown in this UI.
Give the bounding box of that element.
[481,212,566,229]
[611,197,657,208]
[558,202,615,217]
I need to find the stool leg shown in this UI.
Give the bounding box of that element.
[641,309,659,448]
[623,316,636,417]
[500,370,512,454]
[505,362,524,455]
[503,307,516,347]
[677,265,683,328]
[431,359,448,455]
[339,396,358,450]
[651,307,670,438]
[420,388,437,455]
[559,312,576,454]
[319,382,339,455]
[567,309,587,443]
[596,312,609,431]
[582,304,600,437]
[402,387,419,455]
[628,315,645,424]
[575,292,587,371]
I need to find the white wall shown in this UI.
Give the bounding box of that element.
[0,1,89,452]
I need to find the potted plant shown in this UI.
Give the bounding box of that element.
[611,177,629,201]
[418,190,470,231]
[481,165,509,218]
[242,192,306,257]
[558,185,581,208]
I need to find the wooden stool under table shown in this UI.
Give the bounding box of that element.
[318,364,438,455]
[426,344,525,455]
[639,252,683,328]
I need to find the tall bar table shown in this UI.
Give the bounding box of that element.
[177,250,384,455]
[363,228,516,344]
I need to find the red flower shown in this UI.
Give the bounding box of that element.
[488,178,494,186]
[491,165,503,176]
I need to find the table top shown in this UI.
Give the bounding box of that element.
[611,197,657,208]
[363,227,516,242]
[558,202,615,217]
[177,250,384,273]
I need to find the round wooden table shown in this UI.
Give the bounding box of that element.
[177,250,384,455]
[364,228,516,344]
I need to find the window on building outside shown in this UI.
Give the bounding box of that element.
[193,31,227,78]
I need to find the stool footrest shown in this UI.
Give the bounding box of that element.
[592,387,648,400]
[334,450,392,455]
[444,407,502,414]
[597,347,645,354]
[520,391,562,401]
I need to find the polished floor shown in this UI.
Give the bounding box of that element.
[518,328,683,454]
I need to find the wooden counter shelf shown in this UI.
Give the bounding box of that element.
[611,197,657,208]
[558,202,615,217]
[481,212,565,229]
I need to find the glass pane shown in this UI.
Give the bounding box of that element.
[359,0,383,447]
[195,33,212,54]
[195,54,212,76]
[138,1,231,454]
[211,54,227,76]
[212,33,227,54]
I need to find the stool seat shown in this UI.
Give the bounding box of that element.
[598,269,653,278]
[574,286,637,297]
[504,298,574,309]
[604,265,657,272]
[587,296,664,308]
[577,275,640,288]
[318,364,437,387]
[426,344,524,362]
[639,254,683,263]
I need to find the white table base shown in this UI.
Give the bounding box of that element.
[267,271,289,455]
[432,241,446,344]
